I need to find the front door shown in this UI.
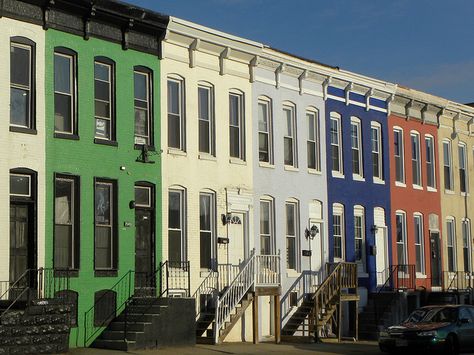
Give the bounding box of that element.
[228,212,246,266]
[135,209,154,293]
[375,227,389,287]
[309,220,323,282]
[9,204,30,283]
[430,231,442,287]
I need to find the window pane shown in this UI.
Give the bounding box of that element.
[229,95,239,126]
[168,114,180,148]
[286,204,295,236]
[135,187,151,207]
[55,93,72,133]
[285,109,292,136]
[95,80,110,102]
[258,103,268,132]
[10,88,29,127]
[54,54,71,94]
[169,192,181,229]
[95,101,110,119]
[54,225,72,268]
[95,118,110,139]
[169,230,182,263]
[199,120,210,153]
[95,226,112,268]
[134,72,147,101]
[200,194,211,231]
[230,126,240,158]
[95,184,111,225]
[10,174,30,196]
[11,45,30,86]
[200,231,212,269]
[55,179,73,224]
[260,201,270,235]
[284,137,293,166]
[94,62,109,81]
[168,80,180,115]
[308,113,315,141]
[308,141,316,169]
[287,237,295,269]
[198,87,209,121]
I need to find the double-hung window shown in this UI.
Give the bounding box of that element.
[446,218,456,272]
[333,203,344,261]
[54,175,80,270]
[354,206,365,271]
[229,91,245,160]
[351,117,363,178]
[394,128,405,184]
[10,38,35,131]
[425,136,436,189]
[285,201,298,270]
[169,189,186,263]
[462,219,471,272]
[283,105,297,167]
[200,192,215,269]
[396,211,407,265]
[54,48,76,136]
[307,109,320,171]
[260,199,274,255]
[258,98,273,164]
[168,77,184,150]
[94,58,115,142]
[459,143,468,193]
[198,84,214,155]
[371,122,383,181]
[414,214,424,274]
[443,140,454,191]
[330,112,343,175]
[94,179,117,270]
[411,132,421,186]
[134,67,153,146]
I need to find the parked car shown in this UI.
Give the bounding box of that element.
[379,305,474,354]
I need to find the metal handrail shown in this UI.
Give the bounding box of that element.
[193,270,218,320]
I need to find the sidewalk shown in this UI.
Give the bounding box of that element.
[69,340,381,355]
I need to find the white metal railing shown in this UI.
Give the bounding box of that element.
[193,271,219,320]
[0,281,9,301]
[255,254,281,286]
[218,264,241,290]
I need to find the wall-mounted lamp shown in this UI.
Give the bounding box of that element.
[221,213,232,225]
[129,200,136,209]
[305,224,319,240]
[371,224,379,233]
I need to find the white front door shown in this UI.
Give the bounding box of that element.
[228,212,246,265]
[375,227,388,287]
[310,221,324,283]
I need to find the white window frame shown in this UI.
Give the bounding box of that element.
[285,200,299,270]
[425,135,436,190]
[443,140,454,192]
[354,205,365,272]
[371,122,383,182]
[168,188,187,263]
[306,108,320,171]
[446,217,456,272]
[10,173,32,197]
[351,117,363,179]
[54,51,75,135]
[257,97,273,164]
[229,90,245,160]
[198,83,215,156]
[462,219,471,272]
[260,198,275,255]
[94,60,113,141]
[394,127,405,185]
[199,191,216,270]
[411,131,422,188]
[10,42,33,129]
[333,203,345,261]
[458,142,468,194]
[330,112,343,177]
[283,103,297,168]
[413,213,425,275]
[395,211,407,266]
[167,76,185,150]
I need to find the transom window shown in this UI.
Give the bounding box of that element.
[229,91,245,160]
[134,68,153,146]
[168,77,185,150]
[394,128,405,184]
[135,186,152,208]
[10,174,31,197]
[198,84,214,155]
[371,122,383,181]
[258,98,273,164]
[54,48,76,135]
[351,117,363,178]
[330,112,343,175]
[94,59,114,141]
[411,132,422,186]
[443,140,454,191]
[307,109,320,171]
[425,136,436,189]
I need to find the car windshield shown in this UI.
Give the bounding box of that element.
[405,309,430,323]
[405,307,458,323]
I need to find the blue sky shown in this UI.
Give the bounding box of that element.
[131,0,474,104]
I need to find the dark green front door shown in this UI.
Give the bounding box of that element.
[9,204,30,283]
[135,209,154,292]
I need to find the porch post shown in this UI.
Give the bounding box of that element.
[252,295,259,344]
[274,295,281,344]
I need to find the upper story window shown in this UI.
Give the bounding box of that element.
[351,117,363,178]
[283,104,297,167]
[425,135,436,189]
[94,58,115,142]
[198,83,214,155]
[393,128,405,184]
[229,91,245,160]
[443,139,454,191]
[411,131,422,187]
[371,122,383,181]
[459,143,468,194]
[446,217,456,272]
[167,76,185,150]
[10,37,35,132]
[134,67,153,146]
[258,98,273,164]
[330,112,343,175]
[54,48,77,137]
[333,203,345,261]
[307,109,320,171]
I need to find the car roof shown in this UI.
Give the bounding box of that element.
[418,305,473,310]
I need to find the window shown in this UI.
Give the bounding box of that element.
[425,136,436,189]
[135,186,152,208]
[10,173,31,197]
[94,58,115,141]
[285,201,298,269]
[396,211,407,265]
[307,109,320,171]
[54,48,76,135]
[134,67,153,146]
[200,192,215,269]
[411,132,421,186]
[168,189,186,263]
[167,77,184,150]
[462,219,471,272]
[198,84,214,155]
[354,206,365,271]
[414,214,424,274]
[459,143,468,193]
[94,179,117,270]
[258,98,273,163]
[446,218,456,272]
[10,38,35,131]
[333,204,344,261]
[394,128,405,183]
[330,112,343,174]
[351,117,363,177]
[260,199,274,255]
[443,140,453,191]
[229,91,245,160]
[54,175,80,270]
[371,123,383,180]
[283,104,297,167]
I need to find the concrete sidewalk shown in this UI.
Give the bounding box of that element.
[69,340,382,355]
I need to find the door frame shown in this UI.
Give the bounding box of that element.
[429,230,442,287]
[134,183,156,274]
[227,210,249,265]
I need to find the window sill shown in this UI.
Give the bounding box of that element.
[134,144,155,151]
[167,148,186,156]
[412,184,423,190]
[94,270,118,277]
[259,162,275,169]
[332,172,345,179]
[286,269,301,278]
[198,154,216,162]
[10,126,37,135]
[416,273,427,279]
[55,132,79,140]
[461,192,470,197]
[395,181,406,188]
[307,168,322,175]
[284,165,299,172]
[94,138,118,147]
[229,157,246,165]
[445,189,455,195]
[427,187,437,192]
[352,174,365,182]
[54,269,79,278]
[373,178,385,185]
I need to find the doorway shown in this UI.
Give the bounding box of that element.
[228,212,247,266]
[375,227,389,287]
[430,231,442,287]
[309,220,324,283]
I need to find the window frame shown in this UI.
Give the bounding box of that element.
[411,131,422,187]
[94,57,116,145]
[199,191,216,270]
[306,108,320,171]
[371,122,383,182]
[413,213,425,275]
[462,219,471,272]
[168,188,187,264]
[395,211,407,266]
[394,127,405,185]
[283,103,298,168]
[350,117,363,179]
[446,217,456,272]
[285,200,299,270]
[198,82,215,156]
[229,90,245,160]
[354,205,365,272]
[425,135,436,190]
[333,203,345,261]
[443,139,454,192]
[54,47,78,139]
[258,97,273,164]
[10,37,36,134]
[167,75,185,151]
[260,197,275,255]
[458,142,468,194]
[134,66,154,148]
[330,112,343,176]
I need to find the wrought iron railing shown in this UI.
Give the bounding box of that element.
[443,271,473,291]
[193,271,219,320]
[161,261,191,297]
